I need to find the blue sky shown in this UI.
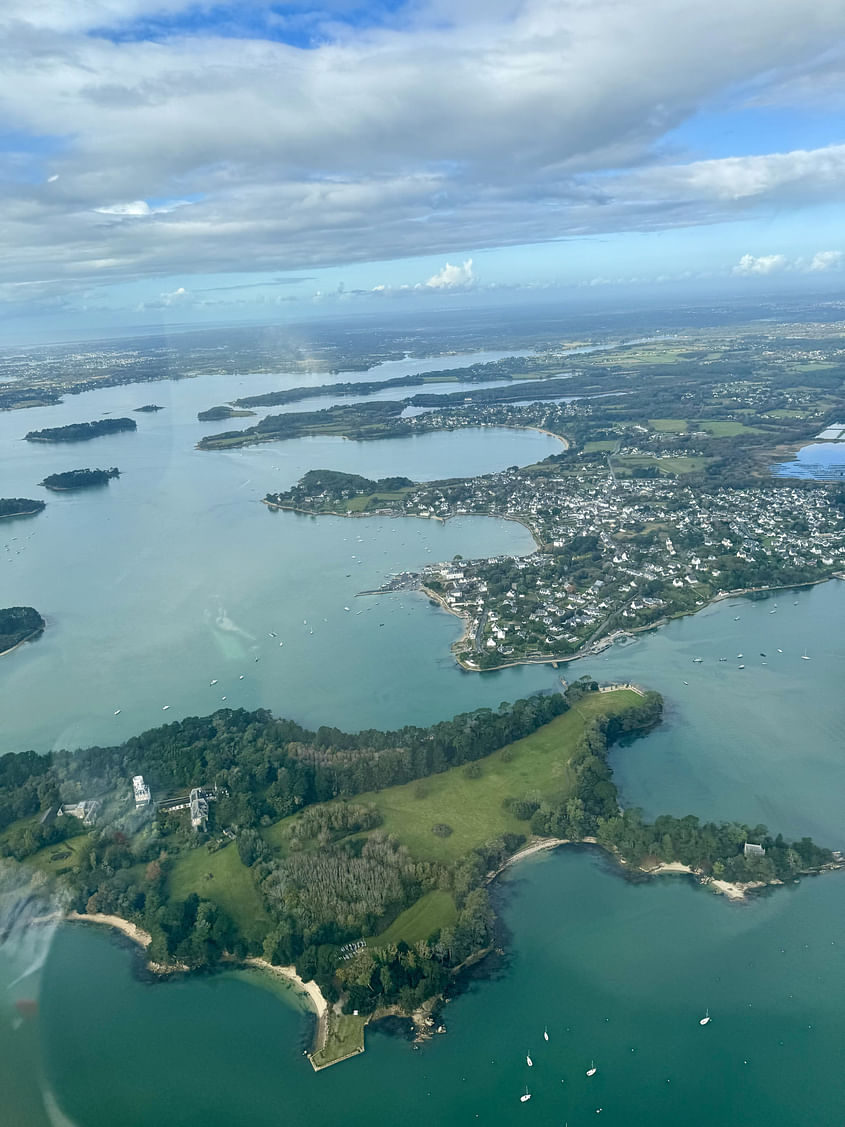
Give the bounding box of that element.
[0,0,843,341]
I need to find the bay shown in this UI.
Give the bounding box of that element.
[2,360,845,1127]
[6,843,844,1127]
[0,362,562,753]
[772,441,845,480]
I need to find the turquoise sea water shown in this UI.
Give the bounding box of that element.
[1,358,844,1125]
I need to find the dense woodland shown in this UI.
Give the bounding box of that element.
[199,401,411,448]
[25,418,136,442]
[40,468,120,490]
[0,685,833,1014]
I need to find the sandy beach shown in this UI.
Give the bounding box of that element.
[244,957,329,1058]
[66,911,152,947]
[640,862,764,901]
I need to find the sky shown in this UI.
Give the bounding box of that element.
[0,0,844,341]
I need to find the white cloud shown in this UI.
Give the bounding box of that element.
[425,259,474,289]
[732,249,843,276]
[732,253,789,276]
[0,1,844,304]
[96,200,153,217]
[809,249,843,271]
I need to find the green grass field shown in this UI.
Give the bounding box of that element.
[26,830,91,874]
[343,690,639,863]
[615,454,706,476]
[311,1012,367,1070]
[335,488,414,512]
[367,889,457,947]
[167,842,270,942]
[583,440,617,452]
[693,419,761,437]
[649,418,688,433]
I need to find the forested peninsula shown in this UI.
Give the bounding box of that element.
[25,418,136,443]
[198,401,411,448]
[0,498,45,519]
[40,468,120,490]
[2,683,835,1067]
[0,606,45,655]
[227,355,570,410]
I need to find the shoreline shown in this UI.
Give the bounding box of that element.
[486,837,786,902]
[443,572,845,674]
[65,911,153,948]
[58,836,838,1076]
[0,626,45,658]
[242,957,330,1066]
[61,915,332,1064]
[0,507,43,519]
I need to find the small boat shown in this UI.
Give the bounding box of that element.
[268,632,276,638]
[734,616,740,621]
[544,1028,549,1042]
[738,665,745,669]
[719,657,727,662]
[682,680,689,685]
[210,679,218,685]
[526,1054,533,1067]
[162,705,170,710]
[344,606,351,612]
[520,1088,531,1103]
[587,1061,597,1077]
[737,653,743,658]
[760,652,766,657]
[113,709,121,715]
[221,696,227,701]
[692,657,703,663]
[801,651,810,660]
[699,1009,711,1026]
[777,648,783,653]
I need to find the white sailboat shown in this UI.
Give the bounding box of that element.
[586,1061,597,1076]
[543,1028,549,1042]
[801,650,810,660]
[699,1009,711,1026]
[520,1087,531,1103]
[526,1053,533,1067]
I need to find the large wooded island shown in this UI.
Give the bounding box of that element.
[26,418,136,442]
[40,468,120,490]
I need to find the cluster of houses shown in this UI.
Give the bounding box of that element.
[412,467,845,663]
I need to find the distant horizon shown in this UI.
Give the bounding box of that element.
[1,1,843,340]
[4,285,845,351]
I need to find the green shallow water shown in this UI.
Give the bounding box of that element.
[5,850,844,1127]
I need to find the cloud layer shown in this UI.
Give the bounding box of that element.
[1,0,844,304]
